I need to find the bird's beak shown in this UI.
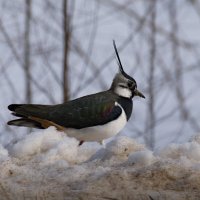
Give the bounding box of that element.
[134,89,145,98]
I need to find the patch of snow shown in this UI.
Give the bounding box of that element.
[127,150,156,166]
[105,136,144,155]
[157,138,200,163]
[1,128,200,199]
[0,144,8,160]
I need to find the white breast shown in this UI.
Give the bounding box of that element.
[64,102,127,143]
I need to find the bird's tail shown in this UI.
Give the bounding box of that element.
[7,104,45,129]
[7,118,44,129]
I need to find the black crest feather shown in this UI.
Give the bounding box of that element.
[113,40,124,73]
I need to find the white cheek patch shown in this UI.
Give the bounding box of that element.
[114,86,132,98]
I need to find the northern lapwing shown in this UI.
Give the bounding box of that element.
[7,41,145,145]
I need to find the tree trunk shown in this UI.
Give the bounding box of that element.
[24,0,32,103]
[62,0,70,102]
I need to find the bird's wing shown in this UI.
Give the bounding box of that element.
[49,92,122,129]
[8,91,122,129]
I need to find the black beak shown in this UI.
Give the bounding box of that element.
[134,89,145,98]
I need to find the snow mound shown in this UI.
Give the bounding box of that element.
[1,127,200,199]
[126,149,156,166]
[157,135,200,169]
[9,127,101,165]
[88,136,144,163]
[106,135,144,155]
[0,144,8,160]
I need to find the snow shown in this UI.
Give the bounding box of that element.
[106,136,144,155]
[127,150,156,166]
[0,144,8,160]
[1,127,200,199]
[158,141,200,161]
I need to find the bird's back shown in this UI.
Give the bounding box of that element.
[8,90,130,130]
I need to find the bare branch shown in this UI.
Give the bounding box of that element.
[24,0,32,103]
[145,0,157,149]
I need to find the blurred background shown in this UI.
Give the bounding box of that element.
[0,0,200,149]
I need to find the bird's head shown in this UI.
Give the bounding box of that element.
[111,41,145,99]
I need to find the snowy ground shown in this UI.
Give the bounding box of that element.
[1,127,200,200]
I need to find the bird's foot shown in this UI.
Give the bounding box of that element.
[79,140,84,146]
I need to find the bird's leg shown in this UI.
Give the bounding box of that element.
[99,140,105,148]
[79,140,84,146]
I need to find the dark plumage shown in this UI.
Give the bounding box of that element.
[8,90,132,129]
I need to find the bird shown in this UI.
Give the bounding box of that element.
[7,41,145,145]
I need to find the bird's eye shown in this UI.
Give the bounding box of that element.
[127,81,135,89]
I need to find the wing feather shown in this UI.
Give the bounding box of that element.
[8,91,122,129]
